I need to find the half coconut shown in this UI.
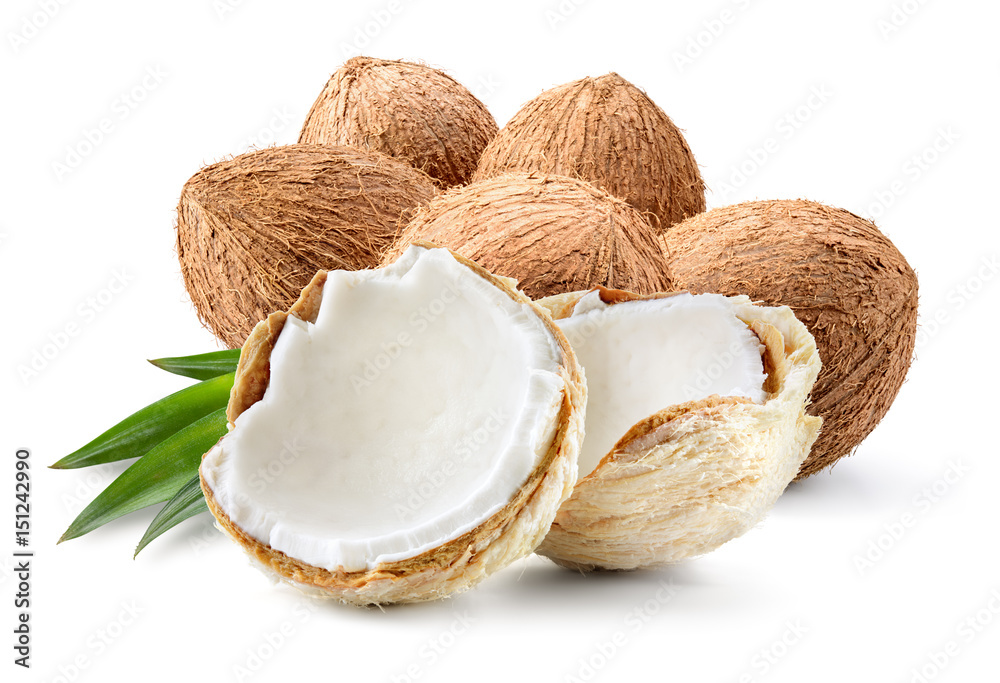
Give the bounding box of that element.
[200,244,585,604]
[535,287,822,570]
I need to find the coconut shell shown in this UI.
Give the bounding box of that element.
[662,199,918,478]
[534,288,822,570]
[299,57,498,187]
[473,73,705,233]
[384,173,673,299]
[201,245,586,605]
[176,144,437,348]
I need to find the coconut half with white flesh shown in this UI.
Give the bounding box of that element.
[199,245,585,604]
[534,287,822,571]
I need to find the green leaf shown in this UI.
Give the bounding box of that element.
[58,409,227,543]
[51,372,234,469]
[134,474,209,558]
[148,349,241,380]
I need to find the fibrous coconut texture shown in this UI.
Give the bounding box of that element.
[473,73,705,233]
[384,173,673,300]
[534,287,822,571]
[176,144,436,348]
[299,57,498,187]
[662,199,918,478]
[200,245,586,605]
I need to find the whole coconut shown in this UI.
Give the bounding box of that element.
[299,56,498,187]
[176,144,437,347]
[662,199,918,478]
[473,73,705,233]
[384,173,673,299]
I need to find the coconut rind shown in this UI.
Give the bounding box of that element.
[200,246,585,605]
[534,289,822,571]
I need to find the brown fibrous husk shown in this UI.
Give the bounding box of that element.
[662,199,919,478]
[175,144,437,348]
[473,73,705,233]
[384,173,674,299]
[299,56,498,188]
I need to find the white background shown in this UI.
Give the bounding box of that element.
[3,0,999,681]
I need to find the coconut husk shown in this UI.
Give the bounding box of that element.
[175,144,436,347]
[384,173,673,299]
[662,199,918,478]
[473,73,705,233]
[300,56,498,187]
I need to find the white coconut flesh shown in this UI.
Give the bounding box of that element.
[557,292,768,479]
[201,247,567,573]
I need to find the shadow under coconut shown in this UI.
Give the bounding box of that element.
[467,555,725,617]
[144,521,770,620]
[252,556,716,619]
[339,555,770,617]
[139,517,766,617]
[779,450,918,518]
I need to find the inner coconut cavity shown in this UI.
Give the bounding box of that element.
[201,247,567,573]
[557,292,768,479]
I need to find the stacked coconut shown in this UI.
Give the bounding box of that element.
[176,57,917,602]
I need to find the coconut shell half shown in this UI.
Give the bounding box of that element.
[176,144,437,348]
[300,57,498,187]
[473,73,705,233]
[534,288,822,570]
[200,245,586,605]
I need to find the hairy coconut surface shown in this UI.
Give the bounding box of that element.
[176,144,436,348]
[473,73,705,233]
[300,56,498,187]
[384,173,673,299]
[535,287,822,570]
[662,199,918,478]
[200,245,586,605]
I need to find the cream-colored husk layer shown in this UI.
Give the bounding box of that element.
[200,245,586,604]
[535,288,822,570]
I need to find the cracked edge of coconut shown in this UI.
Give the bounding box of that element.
[199,243,586,605]
[534,287,822,571]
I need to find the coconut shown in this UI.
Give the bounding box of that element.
[299,57,498,187]
[534,287,822,570]
[662,199,918,478]
[199,244,586,605]
[473,73,705,233]
[176,144,437,348]
[384,173,673,300]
